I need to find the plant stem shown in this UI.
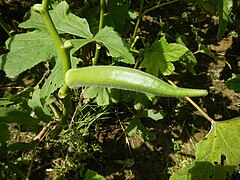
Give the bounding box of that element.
[34,0,73,137]
[131,0,144,43]
[142,0,180,16]
[166,79,215,124]
[0,16,14,36]
[93,0,105,65]
[131,0,180,49]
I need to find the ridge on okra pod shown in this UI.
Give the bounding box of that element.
[65,66,208,97]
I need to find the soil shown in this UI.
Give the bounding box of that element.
[1,1,240,179]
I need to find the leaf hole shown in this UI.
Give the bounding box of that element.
[221,154,226,165]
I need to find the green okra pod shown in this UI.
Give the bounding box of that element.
[65,66,208,97]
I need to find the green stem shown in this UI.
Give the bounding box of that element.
[131,0,144,43]
[93,0,105,65]
[34,0,73,138]
[0,16,14,36]
[131,0,180,49]
[142,0,180,16]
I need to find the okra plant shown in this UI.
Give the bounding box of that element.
[0,0,240,179]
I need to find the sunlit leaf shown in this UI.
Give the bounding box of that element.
[171,117,240,179]
[84,169,105,180]
[141,37,188,76]
[20,1,93,38]
[50,1,93,38]
[95,26,134,64]
[1,31,57,78]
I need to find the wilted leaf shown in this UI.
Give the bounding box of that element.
[94,26,134,64]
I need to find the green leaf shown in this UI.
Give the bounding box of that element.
[94,26,134,64]
[40,57,64,104]
[8,142,36,152]
[83,86,110,106]
[198,0,216,16]
[50,1,93,38]
[28,56,79,120]
[226,74,240,93]
[19,11,46,31]
[0,123,10,144]
[71,39,93,55]
[217,0,232,40]
[133,93,150,111]
[84,169,105,180]
[0,98,14,106]
[140,109,165,121]
[127,116,155,141]
[28,88,51,121]
[179,51,197,75]
[105,0,130,32]
[1,31,57,78]
[141,37,188,76]
[0,107,40,126]
[199,44,221,61]
[8,163,26,178]
[20,2,93,38]
[171,117,240,179]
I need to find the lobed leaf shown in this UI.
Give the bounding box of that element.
[20,2,93,38]
[83,86,110,106]
[171,117,240,179]
[50,1,93,38]
[94,26,135,64]
[141,37,188,76]
[1,31,57,78]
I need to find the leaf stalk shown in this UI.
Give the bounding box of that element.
[93,0,105,65]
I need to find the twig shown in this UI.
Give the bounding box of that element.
[166,79,215,124]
